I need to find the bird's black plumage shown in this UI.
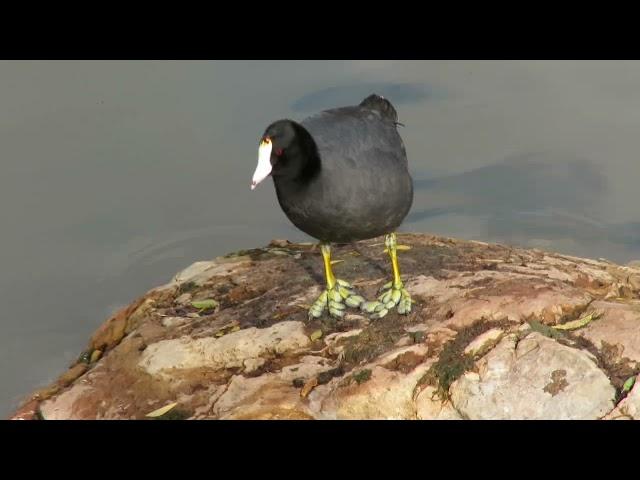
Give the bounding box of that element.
[258,94,413,243]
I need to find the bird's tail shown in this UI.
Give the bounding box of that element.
[359,94,399,123]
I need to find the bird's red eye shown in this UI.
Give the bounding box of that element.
[275,148,284,156]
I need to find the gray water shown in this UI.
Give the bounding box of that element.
[2,60,640,417]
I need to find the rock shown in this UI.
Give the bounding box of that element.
[415,387,463,420]
[405,323,431,333]
[170,259,250,287]
[317,363,432,420]
[423,327,457,350]
[89,296,145,352]
[573,301,640,364]
[322,328,364,357]
[406,272,595,330]
[343,314,370,325]
[39,385,96,420]
[445,288,593,329]
[464,328,504,357]
[406,275,465,304]
[395,336,413,347]
[450,333,616,419]
[138,321,310,378]
[214,374,292,418]
[191,385,227,419]
[286,286,322,308]
[214,356,332,419]
[627,274,640,291]
[9,399,41,420]
[14,233,638,420]
[57,364,89,387]
[28,385,61,403]
[309,344,430,420]
[125,298,156,333]
[324,329,363,346]
[161,316,190,328]
[280,356,334,382]
[243,357,266,373]
[173,261,217,284]
[174,293,192,305]
[605,375,640,420]
[376,344,429,366]
[268,239,291,248]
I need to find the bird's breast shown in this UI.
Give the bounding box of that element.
[275,166,413,243]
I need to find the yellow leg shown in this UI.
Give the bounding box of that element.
[361,232,412,318]
[321,243,336,290]
[308,243,365,319]
[386,232,403,289]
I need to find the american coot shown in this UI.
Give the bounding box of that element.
[251,94,413,319]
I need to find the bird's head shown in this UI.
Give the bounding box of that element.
[251,120,296,190]
[251,120,319,190]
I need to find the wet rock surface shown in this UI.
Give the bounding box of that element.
[10,234,640,420]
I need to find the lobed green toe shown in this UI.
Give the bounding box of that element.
[307,279,366,320]
[361,281,412,319]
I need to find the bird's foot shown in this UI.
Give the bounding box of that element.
[361,280,412,319]
[308,279,365,320]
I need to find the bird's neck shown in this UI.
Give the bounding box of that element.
[296,147,321,185]
[292,122,321,184]
[273,156,320,195]
[275,123,321,189]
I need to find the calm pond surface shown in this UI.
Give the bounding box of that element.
[2,60,640,416]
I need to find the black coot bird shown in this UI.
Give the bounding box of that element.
[251,94,413,320]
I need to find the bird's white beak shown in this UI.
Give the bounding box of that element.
[251,138,273,190]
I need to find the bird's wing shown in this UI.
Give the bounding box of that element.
[300,107,408,173]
